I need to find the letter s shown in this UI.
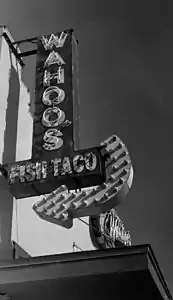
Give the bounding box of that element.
[43,128,63,151]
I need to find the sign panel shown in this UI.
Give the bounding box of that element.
[2,30,105,199]
[6,147,104,198]
[32,30,74,161]
[89,208,131,249]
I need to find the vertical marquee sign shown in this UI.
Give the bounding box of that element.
[32,30,74,160]
[1,29,133,228]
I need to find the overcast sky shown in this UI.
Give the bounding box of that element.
[0,0,173,295]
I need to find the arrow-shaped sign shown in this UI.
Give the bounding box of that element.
[33,134,133,228]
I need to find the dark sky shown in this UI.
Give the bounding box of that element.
[1,0,173,294]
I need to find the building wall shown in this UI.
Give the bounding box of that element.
[0,27,27,259]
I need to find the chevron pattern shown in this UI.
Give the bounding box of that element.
[33,134,133,228]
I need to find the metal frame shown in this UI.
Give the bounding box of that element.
[2,31,37,67]
[2,29,78,67]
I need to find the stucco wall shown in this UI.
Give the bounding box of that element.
[0,28,26,259]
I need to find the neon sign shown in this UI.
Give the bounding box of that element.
[89,208,131,249]
[9,151,98,184]
[32,29,74,161]
[1,29,133,229]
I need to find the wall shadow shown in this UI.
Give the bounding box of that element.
[0,53,20,259]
